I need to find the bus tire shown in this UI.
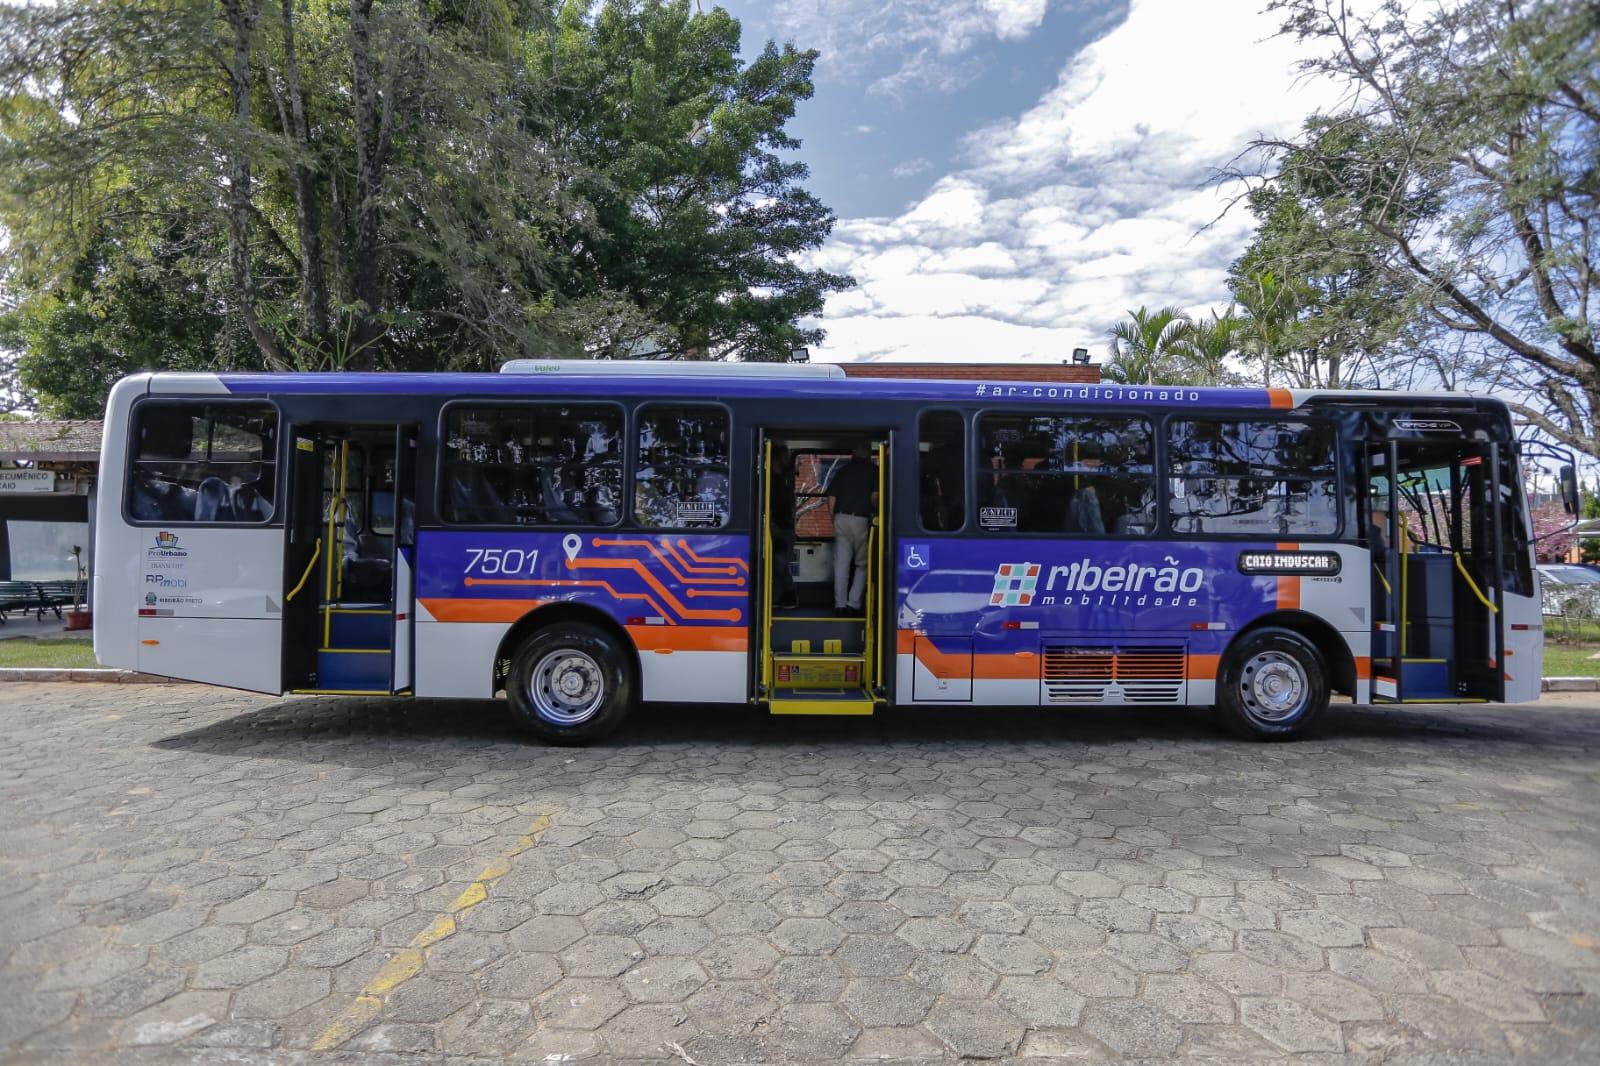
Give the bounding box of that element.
[1215,627,1328,741]
[506,623,635,745]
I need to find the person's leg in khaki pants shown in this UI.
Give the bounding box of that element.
[832,513,871,612]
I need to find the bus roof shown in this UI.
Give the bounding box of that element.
[139,370,1505,414]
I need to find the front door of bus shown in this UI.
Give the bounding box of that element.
[1367,440,1506,703]
[282,423,416,695]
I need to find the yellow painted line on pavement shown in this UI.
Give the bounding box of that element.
[311,814,553,1051]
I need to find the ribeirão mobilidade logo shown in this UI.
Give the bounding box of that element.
[991,555,1205,607]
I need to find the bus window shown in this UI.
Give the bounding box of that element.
[635,406,731,528]
[976,414,1154,535]
[1167,419,1338,536]
[918,411,965,532]
[442,405,622,526]
[128,402,277,523]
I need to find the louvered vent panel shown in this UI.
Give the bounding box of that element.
[1043,644,1185,704]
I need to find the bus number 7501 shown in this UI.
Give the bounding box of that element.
[465,548,539,576]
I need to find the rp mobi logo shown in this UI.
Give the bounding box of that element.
[154,531,180,549]
[990,562,1039,606]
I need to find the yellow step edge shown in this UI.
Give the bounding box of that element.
[767,697,877,716]
[291,688,392,696]
[318,647,390,655]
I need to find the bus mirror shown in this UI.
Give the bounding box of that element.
[1560,464,1580,515]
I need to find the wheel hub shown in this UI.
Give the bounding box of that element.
[529,650,605,726]
[1240,650,1308,722]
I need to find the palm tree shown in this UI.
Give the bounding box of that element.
[1234,270,1302,386]
[1176,308,1245,386]
[1103,306,1193,385]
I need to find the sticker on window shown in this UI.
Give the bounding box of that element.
[980,506,1018,530]
[676,501,718,527]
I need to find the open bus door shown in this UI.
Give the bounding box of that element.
[755,434,891,715]
[1368,438,1507,703]
[282,423,416,695]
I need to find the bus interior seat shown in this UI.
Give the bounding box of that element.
[451,466,515,525]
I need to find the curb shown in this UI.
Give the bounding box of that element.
[1542,677,1600,692]
[0,668,174,684]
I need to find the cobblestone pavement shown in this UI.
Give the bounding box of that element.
[3,685,1600,1064]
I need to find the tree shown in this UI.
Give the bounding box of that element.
[1103,305,1193,385]
[540,1,851,360]
[1228,124,1413,388]
[1254,0,1600,453]
[1174,308,1246,386]
[0,0,851,414]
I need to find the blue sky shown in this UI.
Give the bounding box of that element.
[720,0,1336,364]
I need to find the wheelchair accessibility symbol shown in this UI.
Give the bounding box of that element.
[903,542,930,571]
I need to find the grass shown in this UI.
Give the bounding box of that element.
[0,638,100,669]
[1541,644,1600,677]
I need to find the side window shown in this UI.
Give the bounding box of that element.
[128,402,277,523]
[976,414,1154,535]
[1167,420,1338,535]
[919,411,966,531]
[635,406,731,528]
[442,405,622,526]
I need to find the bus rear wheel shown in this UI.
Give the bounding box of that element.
[1215,627,1328,741]
[506,623,635,745]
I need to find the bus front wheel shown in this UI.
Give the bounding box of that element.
[1215,627,1328,741]
[506,623,636,745]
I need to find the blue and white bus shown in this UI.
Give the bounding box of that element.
[93,362,1571,743]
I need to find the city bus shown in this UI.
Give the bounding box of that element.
[93,363,1572,743]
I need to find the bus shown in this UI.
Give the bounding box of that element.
[93,363,1575,744]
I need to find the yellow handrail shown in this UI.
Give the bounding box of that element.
[762,440,774,694]
[1453,552,1499,613]
[286,538,322,603]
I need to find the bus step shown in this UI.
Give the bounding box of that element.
[773,655,863,689]
[317,648,390,690]
[770,618,864,654]
[326,609,393,650]
[767,689,877,716]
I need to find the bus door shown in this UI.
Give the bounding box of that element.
[282,423,417,696]
[756,433,890,715]
[1367,438,1506,703]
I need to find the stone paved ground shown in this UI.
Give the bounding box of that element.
[2,684,1600,1064]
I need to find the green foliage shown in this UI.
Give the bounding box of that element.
[1102,306,1193,386]
[1254,0,1600,450]
[0,0,851,414]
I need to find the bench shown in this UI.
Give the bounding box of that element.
[0,581,46,623]
[0,580,84,623]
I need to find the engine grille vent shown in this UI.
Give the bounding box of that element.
[1042,644,1185,704]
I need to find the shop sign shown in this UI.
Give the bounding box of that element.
[0,470,55,494]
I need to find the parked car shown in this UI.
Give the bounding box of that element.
[1537,563,1600,617]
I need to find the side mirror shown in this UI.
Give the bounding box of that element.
[1561,464,1580,516]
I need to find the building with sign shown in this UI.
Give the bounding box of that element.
[0,420,100,585]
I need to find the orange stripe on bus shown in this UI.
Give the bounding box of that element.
[627,626,747,653]
[1276,576,1301,610]
[420,597,543,623]
[1268,388,1294,409]
[1186,654,1219,680]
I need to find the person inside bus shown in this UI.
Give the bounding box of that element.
[826,447,877,617]
[1066,482,1106,534]
[771,447,798,610]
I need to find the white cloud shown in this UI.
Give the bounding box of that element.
[812,0,1340,364]
[891,157,934,178]
[760,0,1076,99]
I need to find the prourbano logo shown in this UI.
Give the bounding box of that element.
[991,555,1205,608]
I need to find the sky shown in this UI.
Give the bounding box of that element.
[720,0,1342,366]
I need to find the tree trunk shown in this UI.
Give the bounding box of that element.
[222,0,289,371]
[280,0,330,360]
[348,0,385,367]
